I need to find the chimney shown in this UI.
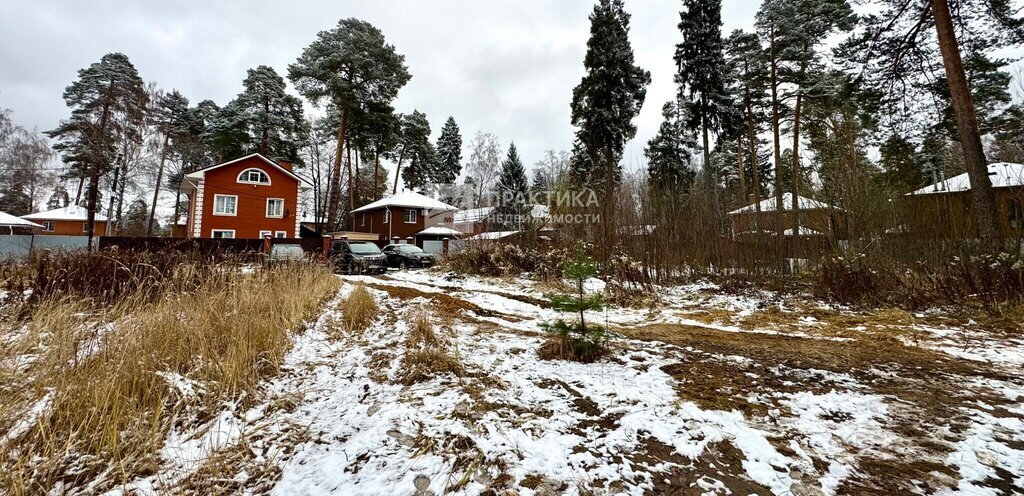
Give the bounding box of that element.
[278,160,293,172]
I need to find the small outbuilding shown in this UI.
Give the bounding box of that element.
[22,206,108,236]
[902,162,1024,239]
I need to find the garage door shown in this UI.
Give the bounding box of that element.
[422,240,444,254]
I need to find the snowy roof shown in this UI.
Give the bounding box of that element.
[22,206,108,222]
[466,230,519,241]
[454,206,493,224]
[728,192,836,215]
[416,226,462,237]
[351,191,459,214]
[907,162,1024,195]
[453,204,549,224]
[0,211,43,228]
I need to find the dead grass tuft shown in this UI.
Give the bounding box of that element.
[0,264,340,494]
[341,285,378,332]
[400,309,464,385]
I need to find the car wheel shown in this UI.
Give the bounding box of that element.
[399,260,408,270]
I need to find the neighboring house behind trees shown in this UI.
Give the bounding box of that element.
[22,206,109,236]
[902,162,1024,239]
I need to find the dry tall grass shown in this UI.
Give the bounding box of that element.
[0,259,339,494]
[400,309,464,385]
[341,285,379,332]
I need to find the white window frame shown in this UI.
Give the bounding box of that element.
[211,229,235,239]
[42,221,55,232]
[259,230,272,238]
[360,213,366,226]
[383,209,390,224]
[237,168,271,185]
[266,198,284,218]
[213,194,238,216]
[404,209,417,224]
[275,231,287,238]
[82,222,89,232]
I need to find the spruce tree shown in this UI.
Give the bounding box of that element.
[540,243,608,362]
[289,18,412,230]
[570,0,650,194]
[46,52,148,249]
[645,101,697,193]
[675,0,731,169]
[491,142,529,231]
[435,117,462,185]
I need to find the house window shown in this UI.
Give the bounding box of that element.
[383,209,390,224]
[42,221,54,232]
[404,209,417,223]
[1010,199,1024,230]
[266,198,284,218]
[275,231,287,238]
[259,230,272,238]
[237,168,270,185]
[211,229,235,239]
[213,195,237,216]
[82,223,88,232]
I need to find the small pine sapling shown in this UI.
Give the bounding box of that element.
[540,244,609,362]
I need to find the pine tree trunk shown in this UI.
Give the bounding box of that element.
[769,27,784,238]
[347,139,354,217]
[374,149,381,201]
[74,177,84,206]
[106,163,120,236]
[392,145,407,194]
[746,95,761,218]
[353,147,360,207]
[791,90,803,233]
[736,136,746,211]
[932,0,1001,246]
[87,82,115,251]
[148,132,170,236]
[326,108,348,230]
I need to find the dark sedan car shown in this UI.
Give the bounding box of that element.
[382,244,435,269]
[329,240,387,274]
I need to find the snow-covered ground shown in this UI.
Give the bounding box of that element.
[49,271,1024,494]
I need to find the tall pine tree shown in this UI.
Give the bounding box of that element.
[232,65,306,162]
[47,52,148,249]
[289,18,411,230]
[675,0,731,170]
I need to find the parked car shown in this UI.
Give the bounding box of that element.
[267,243,307,266]
[382,244,435,269]
[329,240,387,274]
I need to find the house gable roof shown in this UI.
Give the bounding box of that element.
[906,162,1024,196]
[183,153,310,187]
[0,211,43,228]
[351,191,458,214]
[728,192,836,215]
[22,205,109,222]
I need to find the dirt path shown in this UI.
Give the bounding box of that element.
[140,273,1023,496]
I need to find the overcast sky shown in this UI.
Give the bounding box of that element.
[0,0,765,178]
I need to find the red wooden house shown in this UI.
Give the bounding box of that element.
[178,153,310,239]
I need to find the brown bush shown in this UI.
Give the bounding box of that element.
[399,310,464,385]
[442,242,569,279]
[341,285,378,331]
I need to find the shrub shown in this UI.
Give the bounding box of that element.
[341,285,378,331]
[603,253,657,307]
[443,242,568,279]
[400,309,464,385]
[539,245,610,362]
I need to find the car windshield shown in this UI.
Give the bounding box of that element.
[347,242,382,255]
[272,245,304,255]
[398,245,423,253]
